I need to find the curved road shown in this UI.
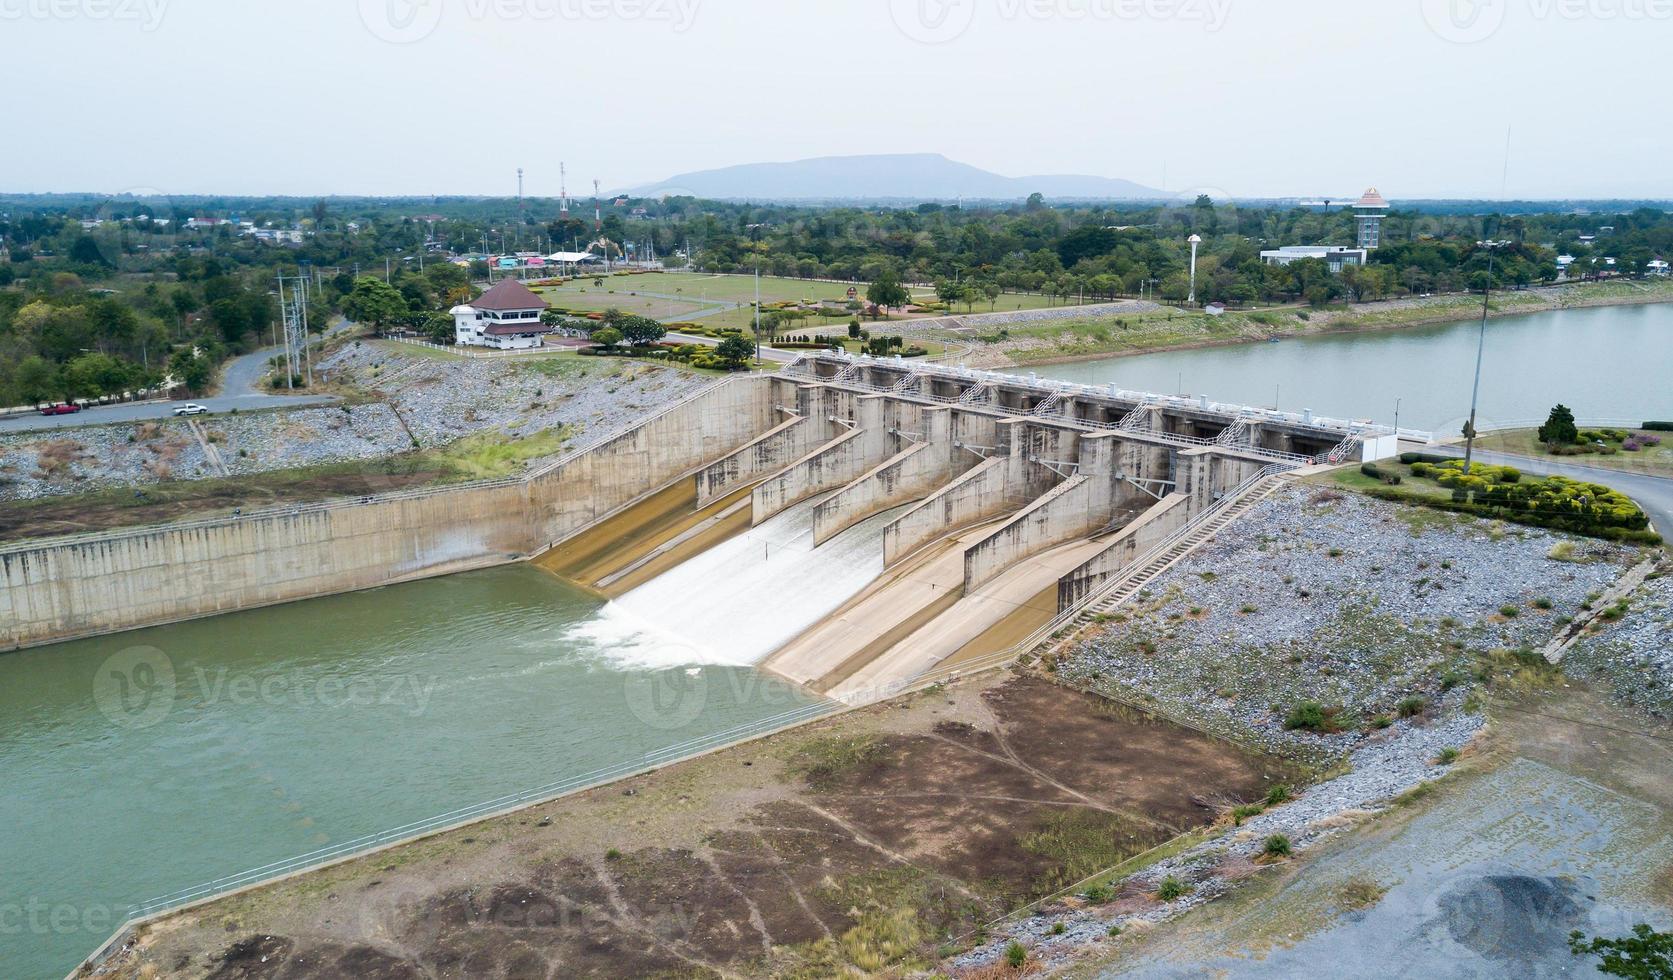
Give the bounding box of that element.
[0,327,350,435]
[1427,444,1673,539]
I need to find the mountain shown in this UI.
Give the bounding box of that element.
[624,153,1163,202]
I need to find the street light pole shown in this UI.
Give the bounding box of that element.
[1187,234,1202,305]
[1462,248,1497,475]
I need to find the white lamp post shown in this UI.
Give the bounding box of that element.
[1187,234,1202,305]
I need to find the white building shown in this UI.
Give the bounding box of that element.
[452,278,552,349]
[1648,258,1670,277]
[1258,245,1369,273]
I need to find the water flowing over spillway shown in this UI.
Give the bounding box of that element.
[571,496,906,668]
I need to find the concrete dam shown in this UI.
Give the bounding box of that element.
[0,353,1393,697]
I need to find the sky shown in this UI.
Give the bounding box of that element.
[4,0,1670,200]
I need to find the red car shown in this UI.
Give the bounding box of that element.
[39,403,82,416]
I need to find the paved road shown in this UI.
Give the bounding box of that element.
[1428,444,1673,539]
[0,326,352,435]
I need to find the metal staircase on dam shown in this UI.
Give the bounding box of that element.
[1065,467,1291,632]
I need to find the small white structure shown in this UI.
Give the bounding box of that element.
[1648,258,1671,277]
[1259,245,1368,273]
[1204,302,1227,316]
[452,278,551,350]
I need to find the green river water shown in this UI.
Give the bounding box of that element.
[0,566,819,978]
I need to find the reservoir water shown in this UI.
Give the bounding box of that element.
[1032,303,1673,433]
[0,566,823,978]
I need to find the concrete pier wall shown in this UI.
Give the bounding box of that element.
[810,409,966,546]
[1055,492,1193,608]
[1,377,778,651]
[750,396,901,524]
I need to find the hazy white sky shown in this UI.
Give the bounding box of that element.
[4,0,1669,199]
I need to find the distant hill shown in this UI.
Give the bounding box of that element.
[624,153,1163,203]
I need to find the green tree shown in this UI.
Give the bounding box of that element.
[1570,925,1673,979]
[619,315,667,347]
[716,334,754,369]
[13,355,62,403]
[591,326,623,349]
[341,276,409,334]
[168,348,212,394]
[866,271,909,316]
[1538,404,1579,446]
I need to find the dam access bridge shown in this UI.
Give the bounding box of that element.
[2,351,1401,699]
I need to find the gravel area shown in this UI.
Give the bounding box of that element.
[316,341,708,451]
[0,343,710,501]
[1056,484,1635,762]
[949,485,1640,974]
[1564,565,1673,721]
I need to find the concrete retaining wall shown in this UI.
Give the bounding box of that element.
[962,475,1099,591]
[1,377,779,651]
[1056,492,1192,607]
[810,409,962,546]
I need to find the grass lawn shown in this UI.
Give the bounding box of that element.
[1475,428,1673,478]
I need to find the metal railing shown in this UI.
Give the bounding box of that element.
[119,698,839,924]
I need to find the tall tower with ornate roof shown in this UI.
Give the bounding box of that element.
[1355,188,1389,250]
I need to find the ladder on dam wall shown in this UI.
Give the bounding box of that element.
[1063,465,1291,632]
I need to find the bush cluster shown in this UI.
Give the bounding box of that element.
[1360,462,1402,485]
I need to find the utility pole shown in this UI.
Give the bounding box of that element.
[1187,234,1202,305]
[1462,248,1496,475]
[753,264,762,365]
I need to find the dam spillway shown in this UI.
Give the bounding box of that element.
[566,496,910,668]
[1,351,1397,698]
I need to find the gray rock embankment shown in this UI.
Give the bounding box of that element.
[316,342,710,451]
[0,407,414,501]
[952,486,1643,973]
[1565,566,1673,720]
[0,345,710,501]
[1058,485,1635,760]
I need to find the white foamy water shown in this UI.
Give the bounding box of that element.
[570,496,906,669]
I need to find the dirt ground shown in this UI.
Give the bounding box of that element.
[1069,685,1673,979]
[90,673,1298,979]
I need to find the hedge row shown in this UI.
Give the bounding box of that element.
[1361,486,1661,545]
[1644,421,1673,432]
